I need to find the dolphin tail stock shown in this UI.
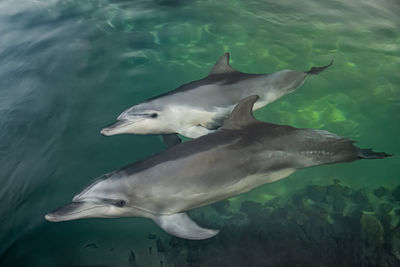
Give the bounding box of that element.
[153,213,219,240]
[306,60,334,75]
[357,148,393,159]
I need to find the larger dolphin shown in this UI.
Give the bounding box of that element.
[101,53,332,144]
[46,96,390,240]
[46,96,389,239]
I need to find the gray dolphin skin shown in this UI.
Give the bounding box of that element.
[45,95,391,240]
[101,53,333,143]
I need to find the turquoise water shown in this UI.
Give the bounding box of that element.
[0,0,399,266]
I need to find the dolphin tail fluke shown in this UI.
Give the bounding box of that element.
[153,213,219,240]
[306,60,334,75]
[357,148,393,159]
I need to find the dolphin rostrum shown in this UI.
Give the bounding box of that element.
[46,95,390,240]
[101,53,333,145]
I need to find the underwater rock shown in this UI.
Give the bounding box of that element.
[291,192,309,211]
[351,188,369,204]
[162,183,400,266]
[223,212,248,227]
[343,203,362,218]
[352,189,374,211]
[332,214,358,235]
[269,207,290,226]
[210,200,230,215]
[240,201,263,220]
[360,214,384,247]
[288,207,308,226]
[128,250,138,267]
[147,233,157,240]
[186,248,200,264]
[84,242,98,249]
[379,213,394,232]
[374,186,390,198]
[392,186,400,202]
[391,215,400,230]
[378,202,393,215]
[391,231,400,260]
[156,238,166,253]
[168,237,185,248]
[331,195,347,214]
[292,192,332,223]
[327,179,351,197]
[396,209,400,216]
[304,184,327,202]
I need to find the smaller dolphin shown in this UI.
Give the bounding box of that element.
[46,95,391,240]
[101,53,332,145]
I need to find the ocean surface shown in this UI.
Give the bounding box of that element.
[0,0,399,266]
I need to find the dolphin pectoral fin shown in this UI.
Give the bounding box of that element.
[153,213,219,240]
[162,134,182,148]
[180,126,215,138]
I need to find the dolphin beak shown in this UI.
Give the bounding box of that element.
[100,119,138,136]
[45,201,106,222]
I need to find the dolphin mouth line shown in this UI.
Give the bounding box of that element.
[127,204,159,215]
[102,118,146,132]
[46,203,107,220]
[46,202,160,220]
[120,118,146,125]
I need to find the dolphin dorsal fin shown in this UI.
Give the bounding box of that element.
[209,53,236,75]
[221,95,259,130]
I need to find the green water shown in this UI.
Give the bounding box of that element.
[0,0,399,266]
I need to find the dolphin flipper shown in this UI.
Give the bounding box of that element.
[153,213,219,240]
[162,134,182,148]
[180,126,215,138]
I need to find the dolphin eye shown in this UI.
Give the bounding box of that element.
[115,200,126,207]
[150,113,158,118]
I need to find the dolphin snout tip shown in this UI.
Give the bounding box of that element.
[100,128,109,136]
[101,120,133,136]
[100,128,115,136]
[45,213,58,222]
